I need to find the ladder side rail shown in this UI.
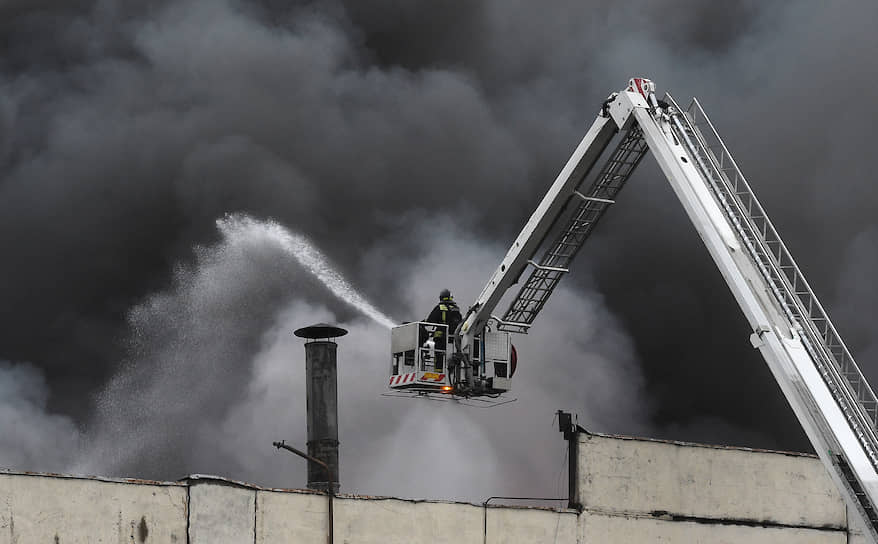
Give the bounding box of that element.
[671,94,874,413]
[677,124,878,473]
[501,131,627,326]
[501,267,562,327]
[682,127,878,478]
[687,97,863,373]
[685,98,878,423]
[456,115,617,351]
[629,97,878,541]
[537,127,645,273]
[674,99,878,534]
[540,127,648,270]
[685,101,878,428]
[500,126,648,329]
[678,101,835,360]
[667,97,878,469]
[666,95,801,329]
[680,105,878,428]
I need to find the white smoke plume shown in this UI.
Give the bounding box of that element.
[60,214,647,502]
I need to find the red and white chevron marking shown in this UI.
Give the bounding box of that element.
[389,372,417,386]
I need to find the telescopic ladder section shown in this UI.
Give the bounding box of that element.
[838,454,878,529]
[496,126,648,333]
[452,79,878,537]
[670,97,878,459]
[659,94,878,538]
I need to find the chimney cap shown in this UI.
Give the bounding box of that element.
[294,323,349,340]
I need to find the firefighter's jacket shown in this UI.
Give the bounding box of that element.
[426,300,462,337]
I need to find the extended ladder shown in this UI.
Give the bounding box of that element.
[498,126,648,333]
[452,79,878,538]
[660,95,878,536]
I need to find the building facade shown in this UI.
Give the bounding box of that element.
[0,430,865,542]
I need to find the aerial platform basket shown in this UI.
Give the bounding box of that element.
[389,322,452,393]
[389,321,514,397]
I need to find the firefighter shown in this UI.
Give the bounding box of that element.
[425,289,462,362]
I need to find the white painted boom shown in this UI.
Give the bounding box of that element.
[457,114,617,352]
[623,82,878,541]
[451,78,878,539]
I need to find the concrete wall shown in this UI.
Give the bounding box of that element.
[0,432,860,543]
[0,471,576,544]
[255,486,577,544]
[0,471,188,543]
[576,431,850,542]
[581,511,846,543]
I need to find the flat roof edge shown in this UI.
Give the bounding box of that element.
[0,470,575,512]
[578,429,817,459]
[0,467,187,487]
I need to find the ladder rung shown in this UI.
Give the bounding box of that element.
[493,317,532,329]
[527,260,569,273]
[502,125,647,332]
[572,191,615,204]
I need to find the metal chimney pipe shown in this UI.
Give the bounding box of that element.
[294,323,347,494]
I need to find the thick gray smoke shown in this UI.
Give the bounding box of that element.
[0,361,80,473]
[71,215,646,501]
[1,0,877,496]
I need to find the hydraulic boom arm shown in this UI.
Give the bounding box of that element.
[618,81,878,541]
[467,78,878,539]
[391,81,878,541]
[456,114,616,352]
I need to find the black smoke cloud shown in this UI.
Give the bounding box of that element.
[1,0,877,488]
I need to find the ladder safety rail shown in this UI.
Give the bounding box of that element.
[526,260,570,273]
[665,95,878,474]
[573,192,616,204]
[457,114,618,351]
[684,97,878,426]
[661,94,878,535]
[426,79,878,540]
[498,125,649,332]
[838,454,878,527]
[489,315,531,334]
